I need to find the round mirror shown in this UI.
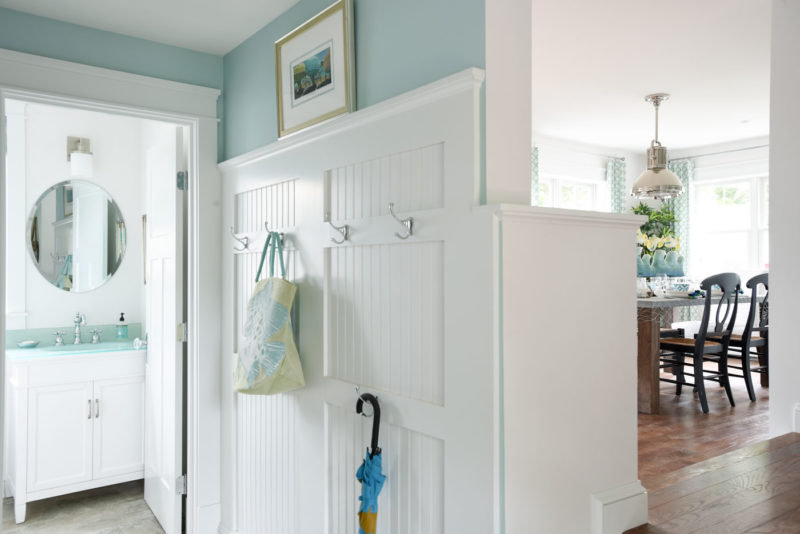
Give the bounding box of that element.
[27,180,126,292]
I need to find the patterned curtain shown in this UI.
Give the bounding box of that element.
[665,159,694,274]
[606,158,627,213]
[666,159,695,321]
[531,146,539,206]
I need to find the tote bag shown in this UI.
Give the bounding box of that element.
[235,232,305,395]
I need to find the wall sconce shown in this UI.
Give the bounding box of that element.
[67,136,93,178]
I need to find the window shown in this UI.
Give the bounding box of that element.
[537,175,607,211]
[691,175,768,279]
[533,144,613,212]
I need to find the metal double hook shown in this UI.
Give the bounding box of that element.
[326,212,350,244]
[388,202,413,239]
[229,227,250,251]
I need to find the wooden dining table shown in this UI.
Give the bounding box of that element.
[636,294,764,414]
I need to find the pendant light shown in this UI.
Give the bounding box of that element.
[631,93,683,200]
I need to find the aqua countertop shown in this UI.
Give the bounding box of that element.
[6,341,145,360]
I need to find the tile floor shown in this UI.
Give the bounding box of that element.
[2,481,164,533]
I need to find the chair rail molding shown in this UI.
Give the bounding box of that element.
[218,67,485,171]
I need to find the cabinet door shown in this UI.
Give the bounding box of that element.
[27,382,94,492]
[93,376,145,480]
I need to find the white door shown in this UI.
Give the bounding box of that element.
[144,125,185,534]
[27,382,94,492]
[93,376,145,479]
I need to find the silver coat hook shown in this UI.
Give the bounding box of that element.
[229,227,249,251]
[264,221,285,245]
[328,220,349,244]
[388,202,413,239]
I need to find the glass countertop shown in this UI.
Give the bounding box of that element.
[6,341,144,360]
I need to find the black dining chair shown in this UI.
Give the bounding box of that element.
[659,272,741,413]
[709,273,768,402]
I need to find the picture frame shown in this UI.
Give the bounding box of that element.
[275,0,355,137]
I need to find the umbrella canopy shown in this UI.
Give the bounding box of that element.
[356,450,386,534]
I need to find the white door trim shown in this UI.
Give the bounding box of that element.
[0,48,222,534]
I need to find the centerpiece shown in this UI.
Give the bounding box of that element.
[633,202,684,277]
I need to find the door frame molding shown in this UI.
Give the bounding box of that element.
[0,48,222,533]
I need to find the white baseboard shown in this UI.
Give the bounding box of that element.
[591,480,648,534]
[793,403,800,432]
[217,524,238,534]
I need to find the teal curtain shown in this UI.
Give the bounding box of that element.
[606,158,627,213]
[665,160,694,274]
[666,159,695,322]
[531,146,539,206]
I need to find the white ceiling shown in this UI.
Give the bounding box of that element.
[533,0,772,152]
[0,0,300,55]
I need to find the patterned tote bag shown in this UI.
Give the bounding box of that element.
[235,231,305,395]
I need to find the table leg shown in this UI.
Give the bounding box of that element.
[757,343,769,387]
[638,308,660,414]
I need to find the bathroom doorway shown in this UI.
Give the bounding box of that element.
[2,97,188,533]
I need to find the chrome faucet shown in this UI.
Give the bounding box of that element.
[73,312,86,344]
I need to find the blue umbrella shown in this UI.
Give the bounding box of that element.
[356,393,386,534]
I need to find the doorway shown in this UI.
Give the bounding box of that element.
[2,97,188,533]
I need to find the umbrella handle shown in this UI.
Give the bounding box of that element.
[356,392,382,457]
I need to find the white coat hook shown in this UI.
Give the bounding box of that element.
[388,202,413,239]
[229,227,249,252]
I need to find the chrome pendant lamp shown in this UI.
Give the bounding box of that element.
[631,93,683,200]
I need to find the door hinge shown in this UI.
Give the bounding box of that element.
[176,171,188,191]
[176,474,187,495]
[177,322,188,343]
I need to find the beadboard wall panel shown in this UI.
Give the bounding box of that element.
[325,143,444,222]
[324,242,444,404]
[325,403,444,534]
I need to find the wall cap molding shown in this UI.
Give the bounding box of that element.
[481,204,647,229]
[218,67,485,171]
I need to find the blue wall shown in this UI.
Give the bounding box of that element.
[223,0,485,161]
[0,8,223,89]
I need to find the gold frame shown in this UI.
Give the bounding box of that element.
[275,0,355,137]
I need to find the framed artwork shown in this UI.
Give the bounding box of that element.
[275,0,355,137]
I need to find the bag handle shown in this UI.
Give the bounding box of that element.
[254,232,286,282]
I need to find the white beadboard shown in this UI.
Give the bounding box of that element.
[236,393,296,534]
[325,242,444,405]
[325,143,444,222]
[235,179,296,233]
[233,180,299,533]
[325,403,444,534]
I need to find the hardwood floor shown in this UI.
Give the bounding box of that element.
[627,433,800,533]
[630,371,800,533]
[639,369,770,490]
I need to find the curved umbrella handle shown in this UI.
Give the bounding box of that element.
[356,392,382,457]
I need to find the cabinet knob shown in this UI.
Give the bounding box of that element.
[87,399,92,419]
[95,399,100,418]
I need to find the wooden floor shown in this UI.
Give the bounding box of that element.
[630,373,800,533]
[639,371,770,489]
[626,433,800,533]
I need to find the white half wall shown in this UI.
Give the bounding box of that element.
[768,0,800,436]
[497,205,647,533]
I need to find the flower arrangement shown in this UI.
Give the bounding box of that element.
[632,202,684,277]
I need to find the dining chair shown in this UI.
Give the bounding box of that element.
[659,273,741,413]
[709,273,768,402]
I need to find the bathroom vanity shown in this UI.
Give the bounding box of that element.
[4,343,146,523]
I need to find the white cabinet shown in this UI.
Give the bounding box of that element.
[5,349,145,523]
[27,382,94,492]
